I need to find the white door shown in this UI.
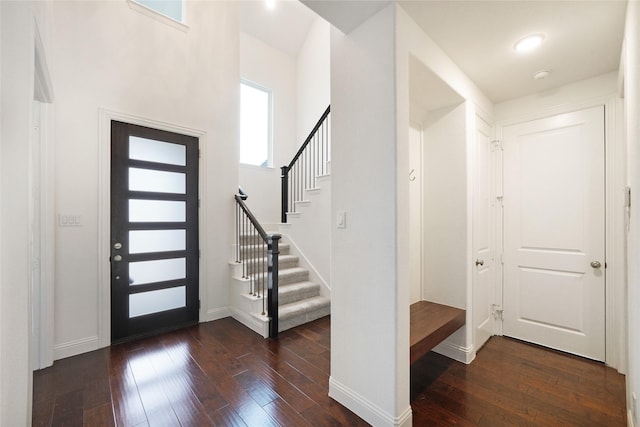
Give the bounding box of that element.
[473,115,495,350]
[502,106,605,361]
[409,122,422,304]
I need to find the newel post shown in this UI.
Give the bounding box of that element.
[280,166,289,223]
[268,234,281,339]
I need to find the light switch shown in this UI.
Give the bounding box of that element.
[58,214,83,227]
[336,211,346,229]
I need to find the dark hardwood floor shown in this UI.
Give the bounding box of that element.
[412,337,627,426]
[33,316,626,426]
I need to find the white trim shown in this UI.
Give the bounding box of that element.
[629,409,635,427]
[32,19,56,369]
[127,0,189,33]
[33,20,54,103]
[433,339,476,364]
[54,336,100,360]
[279,233,331,296]
[204,306,231,323]
[98,109,207,348]
[495,93,626,371]
[328,377,413,427]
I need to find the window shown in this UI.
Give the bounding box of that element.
[133,0,183,23]
[240,81,272,167]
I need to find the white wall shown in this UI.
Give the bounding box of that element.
[297,17,331,144]
[495,72,619,122]
[51,0,239,358]
[422,103,468,308]
[330,4,412,426]
[1,1,52,423]
[624,1,640,424]
[239,32,297,224]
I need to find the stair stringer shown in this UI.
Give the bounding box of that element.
[271,173,332,296]
[274,233,330,299]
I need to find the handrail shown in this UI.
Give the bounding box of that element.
[235,194,269,242]
[285,105,331,171]
[281,105,331,223]
[234,193,280,339]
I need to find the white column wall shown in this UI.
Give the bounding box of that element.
[329,4,411,426]
[625,1,640,424]
[1,1,52,423]
[51,0,239,358]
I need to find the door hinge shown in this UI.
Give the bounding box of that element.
[198,300,201,309]
[198,148,201,158]
[198,199,201,208]
[199,249,201,258]
[492,304,504,321]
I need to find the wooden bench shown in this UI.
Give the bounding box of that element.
[410,301,466,364]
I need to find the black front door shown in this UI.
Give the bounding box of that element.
[111,121,199,343]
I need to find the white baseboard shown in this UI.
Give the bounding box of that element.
[229,307,268,338]
[54,335,100,361]
[329,377,413,427]
[432,339,475,364]
[204,306,230,323]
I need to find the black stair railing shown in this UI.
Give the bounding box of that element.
[281,105,331,223]
[235,191,280,338]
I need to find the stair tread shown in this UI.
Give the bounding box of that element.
[279,296,330,319]
[279,266,307,274]
[242,254,298,262]
[279,281,318,293]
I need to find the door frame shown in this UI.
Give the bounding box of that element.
[471,110,496,351]
[98,109,208,348]
[494,94,626,371]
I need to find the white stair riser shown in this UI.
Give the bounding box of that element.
[279,303,331,332]
[279,282,321,305]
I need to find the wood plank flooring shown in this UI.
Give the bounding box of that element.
[412,337,627,426]
[33,316,626,426]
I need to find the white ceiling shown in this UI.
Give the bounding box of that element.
[399,0,627,103]
[239,0,318,57]
[241,0,628,104]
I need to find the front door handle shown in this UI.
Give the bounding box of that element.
[590,260,601,269]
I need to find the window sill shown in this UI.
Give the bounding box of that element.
[128,0,190,33]
[240,163,275,171]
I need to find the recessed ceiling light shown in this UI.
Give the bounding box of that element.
[265,0,275,10]
[533,69,551,80]
[514,34,544,53]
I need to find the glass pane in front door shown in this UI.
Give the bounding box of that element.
[111,120,199,343]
